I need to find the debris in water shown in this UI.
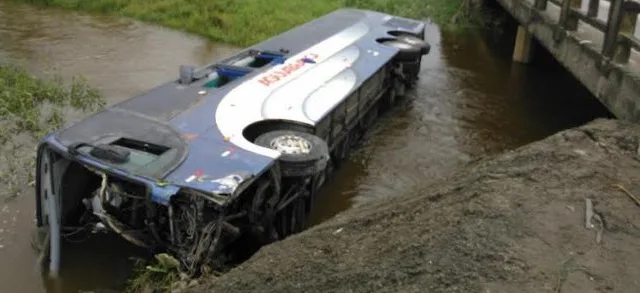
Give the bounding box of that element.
[333,228,343,235]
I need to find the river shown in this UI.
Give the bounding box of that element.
[0,1,613,293]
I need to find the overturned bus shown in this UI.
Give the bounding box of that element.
[34,8,430,276]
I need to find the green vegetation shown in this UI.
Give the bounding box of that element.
[124,254,182,293]
[22,0,478,46]
[0,65,104,199]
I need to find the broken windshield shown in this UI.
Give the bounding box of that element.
[69,138,180,179]
[56,108,188,179]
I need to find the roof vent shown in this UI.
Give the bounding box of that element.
[179,65,195,85]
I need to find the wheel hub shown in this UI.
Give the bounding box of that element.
[402,36,420,45]
[270,135,312,155]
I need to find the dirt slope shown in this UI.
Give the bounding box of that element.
[186,118,640,293]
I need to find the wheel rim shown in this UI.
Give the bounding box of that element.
[386,41,413,50]
[401,36,421,45]
[270,135,312,155]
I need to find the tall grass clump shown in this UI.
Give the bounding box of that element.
[21,0,478,46]
[0,65,105,199]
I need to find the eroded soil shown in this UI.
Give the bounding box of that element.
[185,118,640,293]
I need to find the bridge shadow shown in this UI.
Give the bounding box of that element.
[487,0,640,123]
[437,1,614,153]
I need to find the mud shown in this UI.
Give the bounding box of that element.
[185,118,640,293]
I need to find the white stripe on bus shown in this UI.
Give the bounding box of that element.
[215,21,369,158]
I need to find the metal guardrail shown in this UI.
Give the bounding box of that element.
[533,0,640,63]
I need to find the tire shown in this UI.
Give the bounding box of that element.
[395,34,431,55]
[255,130,329,177]
[381,40,422,62]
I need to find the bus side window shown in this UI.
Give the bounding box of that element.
[229,50,286,68]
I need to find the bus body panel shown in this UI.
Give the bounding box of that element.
[44,8,425,200]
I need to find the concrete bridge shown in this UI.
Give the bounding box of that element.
[494,0,640,122]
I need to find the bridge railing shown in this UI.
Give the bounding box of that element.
[534,0,640,64]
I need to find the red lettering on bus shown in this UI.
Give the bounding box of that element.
[258,75,280,86]
[258,53,319,87]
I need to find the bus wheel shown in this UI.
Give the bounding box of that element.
[395,34,430,55]
[381,40,421,62]
[290,193,309,233]
[255,130,329,178]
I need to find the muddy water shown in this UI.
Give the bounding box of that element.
[0,1,612,293]
[308,13,614,222]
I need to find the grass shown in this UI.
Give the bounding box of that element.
[22,0,478,46]
[124,254,183,293]
[0,65,105,199]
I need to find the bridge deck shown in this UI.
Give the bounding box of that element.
[496,0,640,123]
[523,0,640,71]
[497,0,640,122]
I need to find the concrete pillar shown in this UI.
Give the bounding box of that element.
[513,25,534,63]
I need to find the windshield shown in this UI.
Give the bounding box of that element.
[56,108,188,179]
[73,141,179,179]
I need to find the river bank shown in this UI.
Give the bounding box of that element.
[0,65,104,199]
[178,118,640,293]
[19,0,479,46]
